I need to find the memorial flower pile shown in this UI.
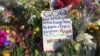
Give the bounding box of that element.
[0,0,100,56]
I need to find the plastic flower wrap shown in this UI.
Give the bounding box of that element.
[76,33,93,42]
[50,0,57,10]
[56,40,80,56]
[94,1,100,18]
[84,0,94,10]
[68,9,82,38]
[85,19,100,44]
[76,33,96,56]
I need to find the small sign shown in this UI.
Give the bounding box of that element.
[41,5,73,52]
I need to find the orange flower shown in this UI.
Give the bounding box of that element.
[68,9,82,20]
[90,23,96,29]
[3,50,10,56]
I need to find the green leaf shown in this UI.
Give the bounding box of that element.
[34,49,39,56]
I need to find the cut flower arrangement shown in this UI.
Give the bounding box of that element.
[0,0,100,56]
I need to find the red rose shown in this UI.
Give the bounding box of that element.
[55,0,64,7]
[55,0,80,8]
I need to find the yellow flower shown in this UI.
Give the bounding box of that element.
[94,26,99,30]
[35,27,40,32]
[90,23,96,29]
[3,50,10,56]
[7,14,14,18]
[20,25,25,30]
[68,9,82,20]
[88,22,93,26]
[10,38,15,43]
[33,31,36,35]
[1,25,11,30]
[74,43,80,52]
[6,29,10,33]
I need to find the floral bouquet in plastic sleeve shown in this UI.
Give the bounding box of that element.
[76,33,96,56]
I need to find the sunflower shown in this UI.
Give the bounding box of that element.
[68,9,82,20]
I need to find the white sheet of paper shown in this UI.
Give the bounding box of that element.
[41,5,73,52]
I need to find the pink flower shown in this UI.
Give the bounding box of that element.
[0,37,6,45]
[0,30,12,46]
[16,37,22,43]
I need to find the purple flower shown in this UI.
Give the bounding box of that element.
[85,0,95,10]
[3,38,11,46]
[0,30,8,46]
